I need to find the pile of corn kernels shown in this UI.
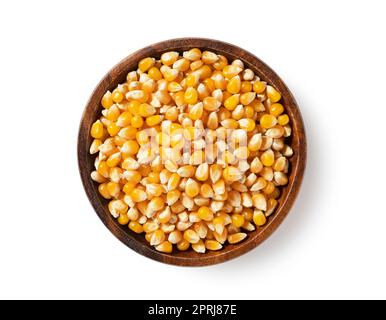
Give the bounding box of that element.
[89,48,293,253]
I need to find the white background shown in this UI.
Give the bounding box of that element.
[0,0,385,300]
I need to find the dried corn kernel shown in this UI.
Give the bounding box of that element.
[89,48,293,254]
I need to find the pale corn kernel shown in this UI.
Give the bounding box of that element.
[274,172,288,186]
[168,230,182,244]
[202,51,219,64]
[223,166,242,182]
[192,240,206,253]
[252,193,267,211]
[223,65,242,79]
[183,48,201,61]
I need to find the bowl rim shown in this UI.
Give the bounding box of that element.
[78,37,307,266]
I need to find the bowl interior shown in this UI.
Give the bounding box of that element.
[78,38,306,266]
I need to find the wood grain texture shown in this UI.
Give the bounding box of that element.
[78,38,307,266]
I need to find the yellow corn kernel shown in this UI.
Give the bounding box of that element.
[227,76,241,94]
[197,65,212,79]
[223,166,242,182]
[167,173,181,191]
[228,232,247,244]
[262,181,275,195]
[202,51,219,64]
[244,106,254,119]
[189,102,204,120]
[146,115,163,126]
[117,213,129,225]
[219,119,236,130]
[131,115,144,128]
[121,140,140,156]
[118,126,137,140]
[101,91,114,109]
[224,94,240,111]
[148,67,163,80]
[129,221,144,234]
[183,229,200,244]
[173,58,190,72]
[107,122,120,136]
[112,90,124,103]
[138,57,155,72]
[136,130,149,146]
[97,160,110,178]
[143,221,159,233]
[106,104,120,121]
[260,114,277,129]
[231,214,245,228]
[184,87,198,104]
[238,118,256,131]
[212,55,228,70]
[122,182,136,195]
[199,183,214,198]
[116,111,131,127]
[260,149,275,167]
[240,92,256,106]
[203,96,221,111]
[183,48,202,61]
[266,85,281,102]
[197,206,213,221]
[149,229,166,246]
[106,152,121,167]
[253,81,266,94]
[176,165,195,178]
[190,60,203,71]
[222,65,242,79]
[278,114,289,126]
[161,51,179,65]
[203,78,215,93]
[177,239,190,251]
[205,240,222,251]
[167,189,181,206]
[126,100,140,114]
[186,72,200,87]
[195,163,209,181]
[167,81,183,93]
[253,210,267,226]
[107,181,120,198]
[130,188,147,202]
[148,197,165,213]
[213,216,225,234]
[90,120,104,139]
[164,106,178,121]
[124,170,142,184]
[138,103,156,117]
[269,103,284,117]
[98,183,111,199]
[185,178,200,198]
[241,81,252,93]
[90,139,102,155]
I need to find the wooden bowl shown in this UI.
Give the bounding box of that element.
[78,38,306,266]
